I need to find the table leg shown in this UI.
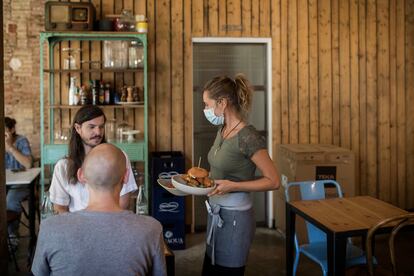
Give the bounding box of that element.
[28,179,37,267]
[286,203,296,276]
[327,232,346,276]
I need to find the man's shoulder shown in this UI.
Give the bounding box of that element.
[40,212,73,230]
[118,212,160,227]
[54,158,69,168]
[42,212,162,231]
[119,213,163,236]
[136,214,162,228]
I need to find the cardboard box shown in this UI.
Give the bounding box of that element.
[274,144,355,242]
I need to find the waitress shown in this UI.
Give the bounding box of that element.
[201,74,280,275]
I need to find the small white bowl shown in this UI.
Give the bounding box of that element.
[171,174,216,196]
[157,178,188,196]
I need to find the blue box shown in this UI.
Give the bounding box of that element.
[150,151,185,221]
[152,184,185,221]
[161,219,185,250]
[150,151,185,180]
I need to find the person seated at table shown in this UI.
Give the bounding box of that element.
[32,143,167,276]
[49,105,137,213]
[5,116,33,244]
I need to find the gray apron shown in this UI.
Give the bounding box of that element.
[205,192,255,267]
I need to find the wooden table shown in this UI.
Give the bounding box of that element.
[6,168,41,265]
[286,196,408,276]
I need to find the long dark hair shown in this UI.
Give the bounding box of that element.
[67,105,106,184]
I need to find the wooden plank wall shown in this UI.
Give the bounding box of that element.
[85,0,414,209]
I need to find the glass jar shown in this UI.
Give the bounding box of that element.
[62,48,80,69]
[103,40,128,68]
[105,119,117,142]
[116,121,132,142]
[128,41,144,68]
[115,9,135,32]
[135,14,148,33]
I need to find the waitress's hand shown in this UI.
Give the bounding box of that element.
[208,180,235,197]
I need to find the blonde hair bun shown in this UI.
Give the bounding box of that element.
[234,74,253,117]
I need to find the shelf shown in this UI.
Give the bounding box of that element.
[41,31,147,36]
[49,104,144,109]
[44,68,143,73]
[43,142,145,164]
[40,32,148,44]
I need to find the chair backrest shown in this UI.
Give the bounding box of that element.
[365,212,414,276]
[285,180,343,243]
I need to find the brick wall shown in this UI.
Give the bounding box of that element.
[3,0,45,157]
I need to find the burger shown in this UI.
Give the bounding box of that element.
[188,166,208,179]
[183,167,214,188]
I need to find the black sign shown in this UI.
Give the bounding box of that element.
[315,166,337,181]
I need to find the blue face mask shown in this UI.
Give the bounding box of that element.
[203,107,224,125]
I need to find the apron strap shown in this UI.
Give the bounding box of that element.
[205,200,223,265]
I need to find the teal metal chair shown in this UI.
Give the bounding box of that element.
[285,180,368,276]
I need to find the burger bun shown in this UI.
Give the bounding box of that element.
[188,167,208,179]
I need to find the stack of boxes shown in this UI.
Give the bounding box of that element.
[274,144,355,242]
[150,152,185,250]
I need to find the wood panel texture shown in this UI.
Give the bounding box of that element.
[76,0,414,209]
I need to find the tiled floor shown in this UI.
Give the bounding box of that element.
[8,220,414,276]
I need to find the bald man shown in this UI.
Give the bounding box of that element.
[32,144,166,276]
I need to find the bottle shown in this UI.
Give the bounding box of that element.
[99,82,105,104]
[41,191,55,221]
[104,83,111,104]
[73,86,80,105]
[114,90,120,104]
[91,80,98,105]
[80,85,88,105]
[127,86,134,102]
[136,184,148,215]
[68,77,77,105]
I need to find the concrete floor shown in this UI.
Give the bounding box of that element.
[8,219,414,276]
[174,228,287,276]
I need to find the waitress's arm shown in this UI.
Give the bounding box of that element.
[209,149,280,196]
[252,149,280,189]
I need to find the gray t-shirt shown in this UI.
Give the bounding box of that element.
[32,210,166,276]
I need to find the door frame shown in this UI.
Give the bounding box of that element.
[192,37,274,228]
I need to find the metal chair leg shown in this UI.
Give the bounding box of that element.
[293,250,300,275]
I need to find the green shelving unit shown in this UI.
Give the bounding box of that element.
[39,32,149,210]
